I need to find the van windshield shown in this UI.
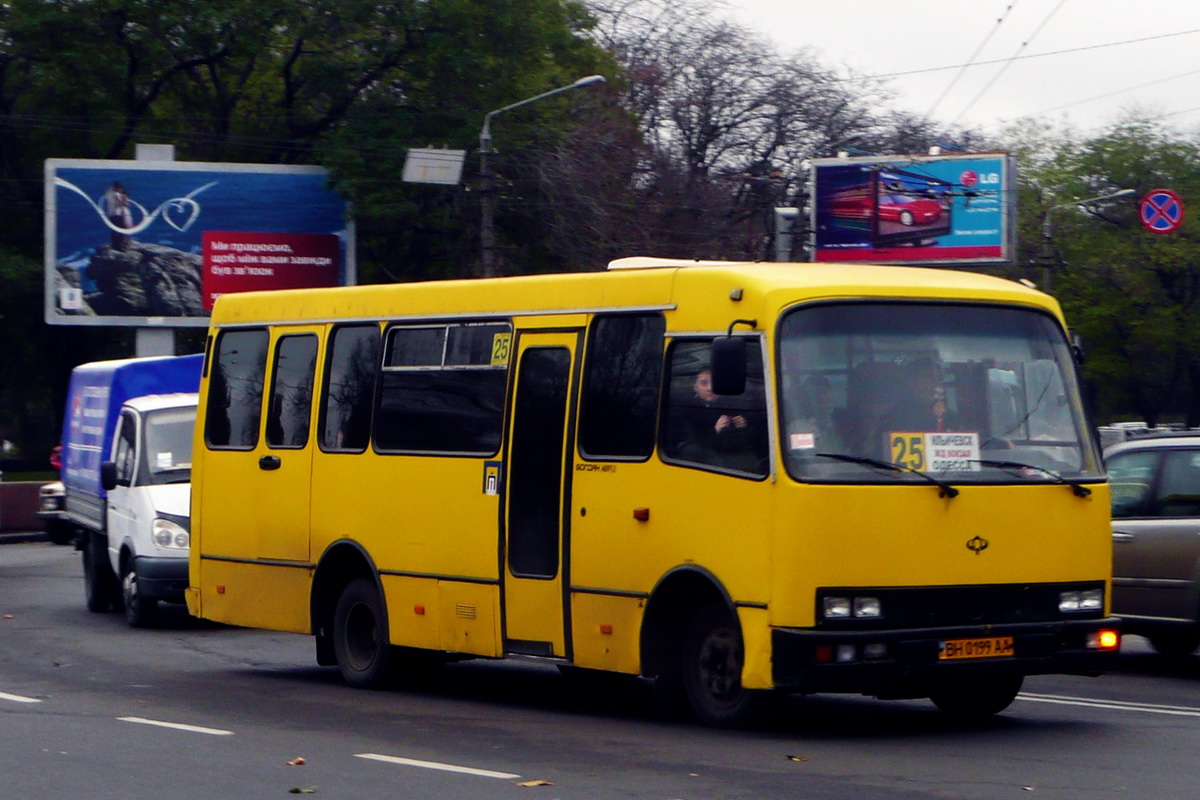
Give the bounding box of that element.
[139,407,196,486]
[777,302,1103,484]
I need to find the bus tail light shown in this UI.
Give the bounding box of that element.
[1087,630,1120,650]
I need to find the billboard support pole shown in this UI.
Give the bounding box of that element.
[134,144,178,356]
[773,207,798,262]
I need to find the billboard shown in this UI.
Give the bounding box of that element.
[809,152,1015,266]
[45,158,355,327]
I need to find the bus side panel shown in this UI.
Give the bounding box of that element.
[194,560,312,634]
[737,605,773,690]
[569,593,643,675]
[571,465,772,604]
[310,453,502,581]
[436,581,502,657]
[380,574,441,650]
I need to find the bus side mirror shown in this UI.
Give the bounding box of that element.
[710,336,747,395]
[1071,331,1086,364]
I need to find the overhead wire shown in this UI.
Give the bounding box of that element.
[925,0,1021,118]
[949,0,1070,125]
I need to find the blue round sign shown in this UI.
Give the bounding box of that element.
[1140,189,1184,234]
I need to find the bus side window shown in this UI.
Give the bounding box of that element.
[205,328,269,450]
[661,340,768,477]
[266,334,318,449]
[320,325,381,452]
[578,313,666,460]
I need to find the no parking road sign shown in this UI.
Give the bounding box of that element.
[1140,189,1185,234]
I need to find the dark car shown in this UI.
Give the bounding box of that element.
[37,480,76,545]
[1106,433,1200,656]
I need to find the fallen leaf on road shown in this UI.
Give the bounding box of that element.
[3,614,13,619]
[288,787,317,794]
[787,755,808,762]
[515,779,553,787]
[287,757,306,766]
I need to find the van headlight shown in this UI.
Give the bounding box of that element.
[152,518,190,550]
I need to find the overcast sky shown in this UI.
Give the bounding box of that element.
[723,0,1200,134]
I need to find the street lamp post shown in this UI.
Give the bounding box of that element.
[1040,188,1137,291]
[478,75,606,277]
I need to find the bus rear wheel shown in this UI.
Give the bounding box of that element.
[681,605,765,728]
[930,674,1023,718]
[332,577,394,689]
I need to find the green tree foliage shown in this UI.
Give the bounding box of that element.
[1011,116,1200,425]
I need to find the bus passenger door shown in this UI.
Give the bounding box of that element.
[254,327,322,563]
[503,331,580,658]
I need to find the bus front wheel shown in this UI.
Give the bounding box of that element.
[929,674,1023,718]
[332,578,394,689]
[681,605,765,728]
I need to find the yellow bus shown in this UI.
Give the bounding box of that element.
[187,257,1119,727]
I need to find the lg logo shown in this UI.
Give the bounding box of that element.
[961,170,1000,187]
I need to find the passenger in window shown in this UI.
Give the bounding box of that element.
[671,367,761,471]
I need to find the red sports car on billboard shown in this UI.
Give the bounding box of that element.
[877,194,943,226]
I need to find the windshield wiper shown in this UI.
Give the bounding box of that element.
[815,452,959,499]
[970,458,1092,498]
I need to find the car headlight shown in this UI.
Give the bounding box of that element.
[1060,588,1103,612]
[152,518,190,550]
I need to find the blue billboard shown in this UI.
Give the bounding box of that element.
[809,152,1015,266]
[44,158,355,327]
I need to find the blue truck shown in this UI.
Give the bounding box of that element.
[62,354,203,626]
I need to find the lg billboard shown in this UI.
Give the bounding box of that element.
[809,152,1015,266]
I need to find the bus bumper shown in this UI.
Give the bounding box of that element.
[771,617,1121,695]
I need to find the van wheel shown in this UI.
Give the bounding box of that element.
[82,534,119,613]
[930,675,1023,718]
[332,578,394,688]
[681,605,765,728]
[122,568,158,628]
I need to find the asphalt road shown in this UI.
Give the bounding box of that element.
[3,540,1199,799]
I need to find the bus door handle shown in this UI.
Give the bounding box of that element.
[1112,530,1135,543]
[259,455,282,471]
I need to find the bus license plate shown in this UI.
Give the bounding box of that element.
[939,636,1014,660]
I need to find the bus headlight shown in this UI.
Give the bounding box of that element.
[823,595,882,619]
[823,597,851,618]
[152,518,190,550]
[853,597,882,618]
[1060,588,1103,612]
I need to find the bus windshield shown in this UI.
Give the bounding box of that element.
[777,302,1103,484]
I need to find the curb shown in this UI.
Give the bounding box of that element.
[0,530,50,545]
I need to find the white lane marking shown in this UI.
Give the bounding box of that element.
[0,691,41,704]
[118,716,234,735]
[1019,692,1200,717]
[356,753,521,780]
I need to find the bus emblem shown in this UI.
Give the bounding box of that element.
[966,536,989,554]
